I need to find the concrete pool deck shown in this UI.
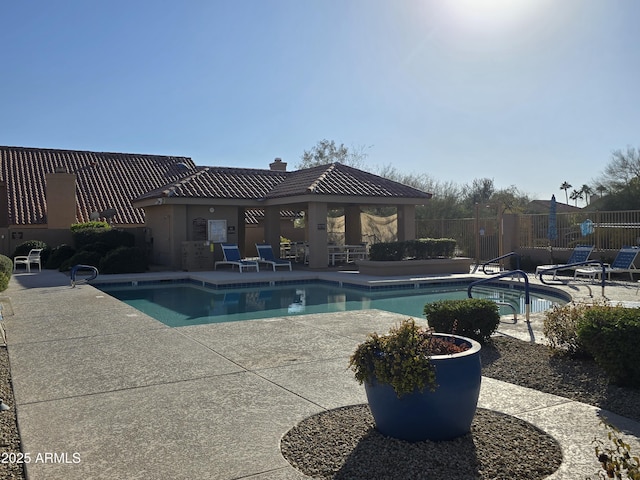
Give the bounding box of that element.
[2,268,640,479]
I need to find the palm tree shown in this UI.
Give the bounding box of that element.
[560,181,572,204]
[570,189,583,207]
[581,184,593,205]
[595,184,607,198]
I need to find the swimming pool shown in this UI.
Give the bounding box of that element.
[97,280,568,328]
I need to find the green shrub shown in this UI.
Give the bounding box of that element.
[81,242,114,256]
[45,244,76,269]
[60,251,103,271]
[369,241,404,261]
[73,227,134,251]
[0,254,13,291]
[369,239,457,261]
[577,305,640,387]
[99,246,147,274]
[423,298,500,343]
[543,302,595,356]
[70,221,110,232]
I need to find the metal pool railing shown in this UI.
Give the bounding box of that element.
[537,261,606,298]
[467,270,531,323]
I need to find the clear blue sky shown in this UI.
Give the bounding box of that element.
[2,1,638,204]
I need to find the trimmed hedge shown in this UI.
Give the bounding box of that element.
[423,298,500,343]
[369,238,457,261]
[577,306,640,387]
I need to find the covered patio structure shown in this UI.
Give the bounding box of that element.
[134,160,433,269]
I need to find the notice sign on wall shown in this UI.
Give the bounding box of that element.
[208,220,227,243]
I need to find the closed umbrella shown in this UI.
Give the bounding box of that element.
[548,194,558,243]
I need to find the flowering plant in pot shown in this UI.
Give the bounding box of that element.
[349,318,482,442]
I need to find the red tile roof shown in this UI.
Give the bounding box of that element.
[0,146,196,225]
[1,146,432,227]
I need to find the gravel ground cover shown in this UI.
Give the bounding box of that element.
[0,347,25,480]
[282,336,640,479]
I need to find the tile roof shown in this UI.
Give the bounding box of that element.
[265,163,433,200]
[0,146,196,225]
[135,166,288,201]
[0,145,432,227]
[136,163,432,202]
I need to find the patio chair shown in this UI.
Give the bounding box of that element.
[255,244,292,271]
[575,246,640,281]
[214,244,259,272]
[13,248,43,273]
[535,245,594,279]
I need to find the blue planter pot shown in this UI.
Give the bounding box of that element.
[364,333,482,442]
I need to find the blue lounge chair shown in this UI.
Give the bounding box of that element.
[214,244,259,272]
[575,246,640,281]
[536,245,594,279]
[255,244,292,271]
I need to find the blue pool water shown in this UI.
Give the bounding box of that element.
[97,281,567,328]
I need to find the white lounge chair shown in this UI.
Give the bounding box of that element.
[13,248,43,273]
[214,244,259,272]
[255,244,292,271]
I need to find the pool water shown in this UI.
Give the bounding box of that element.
[98,282,565,328]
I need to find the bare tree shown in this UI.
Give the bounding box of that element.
[297,139,368,169]
[601,146,640,191]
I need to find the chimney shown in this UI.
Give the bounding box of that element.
[269,157,287,171]
[46,172,77,228]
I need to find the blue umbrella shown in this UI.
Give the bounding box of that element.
[548,195,558,242]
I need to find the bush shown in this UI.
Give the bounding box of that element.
[369,239,457,261]
[423,298,500,343]
[73,228,134,251]
[60,251,103,271]
[45,244,76,269]
[369,241,404,261]
[591,421,640,480]
[0,254,12,291]
[70,221,111,232]
[577,305,640,387]
[99,246,148,274]
[542,302,595,357]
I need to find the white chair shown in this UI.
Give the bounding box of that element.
[13,248,43,273]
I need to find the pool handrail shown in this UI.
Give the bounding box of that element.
[472,252,521,274]
[537,260,605,297]
[467,270,530,323]
[70,264,99,288]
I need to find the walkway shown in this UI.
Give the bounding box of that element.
[2,269,640,479]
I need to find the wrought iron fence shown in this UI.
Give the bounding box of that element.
[519,210,640,250]
[417,210,640,261]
